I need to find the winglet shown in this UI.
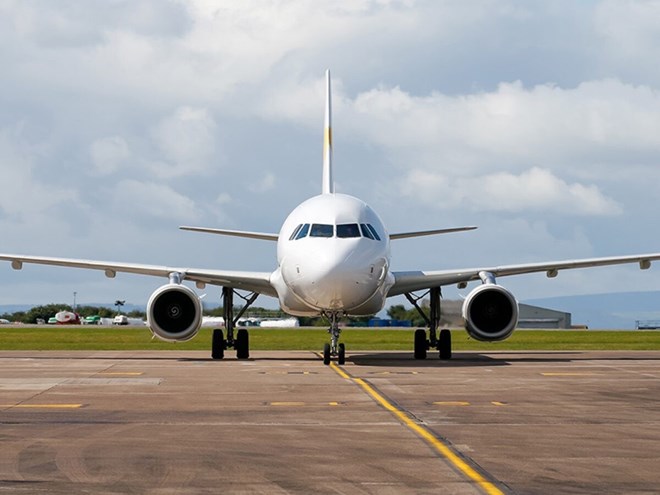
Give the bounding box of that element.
[322,69,334,194]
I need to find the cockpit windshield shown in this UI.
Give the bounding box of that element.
[366,223,381,241]
[336,223,361,238]
[290,222,381,241]
[310,224,334,238]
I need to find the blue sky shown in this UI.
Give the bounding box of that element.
[2,0,660,309]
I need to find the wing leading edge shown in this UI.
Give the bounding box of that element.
[390,226,477,240]
[389,252,660,296]
[179,226,278,241]
[0,254,276,297]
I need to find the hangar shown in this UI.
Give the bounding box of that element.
[517,303,572,329]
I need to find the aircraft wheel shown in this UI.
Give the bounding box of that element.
[338,343,346,365]
[414,328,427,359]
[236,328,249,359]
[439,329,452,360]
[212,328,225,360]
[323,343,331,365]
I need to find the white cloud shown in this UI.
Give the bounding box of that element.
[148,106,219,178]
[216,193,232,205]
[403,167,621,215]
[112,179,201,222]
[248,172,276,193]
[595,1,660,60]
[0,127,71,219]
[342,79,660,173]
[89,136,130,175]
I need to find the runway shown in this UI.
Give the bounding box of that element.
[1,350,660,494]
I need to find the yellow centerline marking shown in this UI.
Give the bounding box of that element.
[1,404,83,409]
[326,361,504,495]
[491,401,508,407]
[270,402,306,406]
[329,361,351,380]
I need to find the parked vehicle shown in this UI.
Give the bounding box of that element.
[113,315,129,325]
[55,310,80,325]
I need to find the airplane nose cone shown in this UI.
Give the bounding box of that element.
[282,243,381,311]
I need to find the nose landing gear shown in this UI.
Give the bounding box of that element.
[322,312,346,365]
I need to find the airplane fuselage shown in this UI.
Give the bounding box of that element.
[270,193,395,316]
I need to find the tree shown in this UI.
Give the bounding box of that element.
[23,304,72,324]
[387,304,409,321]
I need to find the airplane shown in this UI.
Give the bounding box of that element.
[3,70,660,365]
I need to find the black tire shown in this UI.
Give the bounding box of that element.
[236,328,249,359]
[323,343,331,365]
[212,328,225,360]
[337,343,345,365]
[439,329,452,360]
[414,328,427,359]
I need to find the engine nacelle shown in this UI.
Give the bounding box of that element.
[462,284,518,342]
[147,284,203,342]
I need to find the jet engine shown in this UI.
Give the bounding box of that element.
[462,284,518,342]
[147,284,203,342]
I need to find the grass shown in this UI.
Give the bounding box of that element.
[2,326,660,351]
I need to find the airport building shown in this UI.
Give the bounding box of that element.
[517,303,572,329]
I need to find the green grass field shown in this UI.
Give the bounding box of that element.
[2,326,660,351]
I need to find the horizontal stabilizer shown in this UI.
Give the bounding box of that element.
[180,226,278,241]
[390,226,477,240]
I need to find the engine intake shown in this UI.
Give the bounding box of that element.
[462,284,518,341]
[147,284,203,342]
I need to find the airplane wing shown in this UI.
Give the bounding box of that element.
[388,253,660,296]
[0,254,276,297]
[390,226,477,240]
[179,226,278,241]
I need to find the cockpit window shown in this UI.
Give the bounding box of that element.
[292,222,380,240]
[360,224,374,240]
[310,223,333,238]
[366,224,381,241]
[294,223,310,240]
[337,223,361,238]
[289,224,303,241]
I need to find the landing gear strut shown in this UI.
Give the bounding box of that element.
[212,287,258,360]
[406,287,452,360]
[322,312,346,365]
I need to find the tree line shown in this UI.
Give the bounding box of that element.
[2,302,459,326]
[0,304,145,324]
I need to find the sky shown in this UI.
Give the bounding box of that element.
[2,0,660,311]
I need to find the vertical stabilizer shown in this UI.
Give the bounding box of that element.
[322,69,334,194]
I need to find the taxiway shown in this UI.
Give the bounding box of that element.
[1,350,659,494]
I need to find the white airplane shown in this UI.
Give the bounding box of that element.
[3,70,660,365]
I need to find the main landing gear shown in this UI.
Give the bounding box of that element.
[212,287,258,360]
[322,312,346,365]
[406,287,452,360]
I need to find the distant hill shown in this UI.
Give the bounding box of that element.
[524,291,660,329]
